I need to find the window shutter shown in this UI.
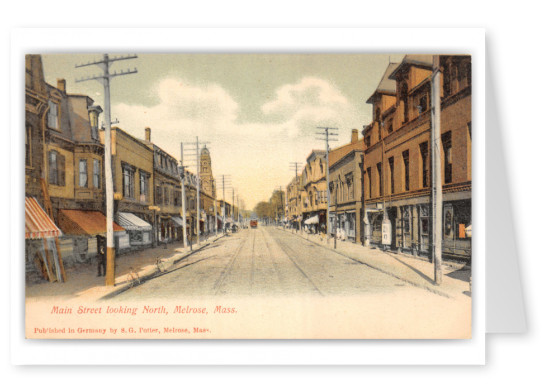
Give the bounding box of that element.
[58,153,65,186]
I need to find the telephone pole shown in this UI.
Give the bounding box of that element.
[289,162,302,232]
[431,56,443,285]
[316,127,338,245]
[75,54,137,286]
[216,175,231,234]
[181,138,210,247]
[212,178,218,236]
[179,142,188,247]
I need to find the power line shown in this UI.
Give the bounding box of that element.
[75,54,138,286]
[316,127,338,246]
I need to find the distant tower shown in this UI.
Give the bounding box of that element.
[200,145,216,198]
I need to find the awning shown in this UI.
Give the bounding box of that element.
[304,215,319,225]
[116,212,152,231]
[25,197,62,239]
[58,209,125,236]
[171,216,184,227]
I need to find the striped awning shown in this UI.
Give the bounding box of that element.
[116,212,152,231]
[58,209,125,236]
[25,197,62,239]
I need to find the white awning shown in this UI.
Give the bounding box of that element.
[171,216,184,227]
[116,212,152,231]
[304,215,319,225]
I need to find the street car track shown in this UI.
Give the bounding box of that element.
[267,228,325,296]
[212,230,251,295]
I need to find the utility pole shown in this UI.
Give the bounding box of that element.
[212,178,218,236]
[216,175,231,234]
[431,55,443,285]
[289,162,302,232]
[181,138,209,247]
[316,127,338,245]
[179,142,188,247]
[75,54,137,286]
[196,137,201,245]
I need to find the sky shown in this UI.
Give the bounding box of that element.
[41,53,405,210]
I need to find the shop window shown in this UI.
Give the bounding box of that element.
[419,142,429,188]
[373,214,382,232]
[442,131,452,184]
[402,150,410,191]
[388,157,395,194]
[402,206,411,234]
[454,200,471,240]
[79,159,88,188]
[444,203,454,240]
[47,100,59,129]
[122,165,135,199]
[48,150,65,186]
[93,159,101,189]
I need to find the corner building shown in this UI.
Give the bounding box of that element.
[362,55,471,260]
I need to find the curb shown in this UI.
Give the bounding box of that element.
[99,234,226,300]
[280,228,455,299]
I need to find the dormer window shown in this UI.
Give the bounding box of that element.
[88,105,102,141]
[47,100,59,129]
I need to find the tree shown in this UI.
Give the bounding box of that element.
[270,190,285,221]
[254,201,272,220]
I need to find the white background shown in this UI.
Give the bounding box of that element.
[2,0,548,389]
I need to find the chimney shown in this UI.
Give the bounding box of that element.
[57,78,66,93]
[145,127,151,142]
[351,129,359,143]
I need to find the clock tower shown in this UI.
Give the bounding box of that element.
[199,145,216,198]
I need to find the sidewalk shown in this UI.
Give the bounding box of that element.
[25,233,225,301]
[280,227,471,299]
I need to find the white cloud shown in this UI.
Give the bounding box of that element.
[111,76,363,208]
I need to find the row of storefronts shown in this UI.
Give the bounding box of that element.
[285,55,472,262]
[24,54,234,283]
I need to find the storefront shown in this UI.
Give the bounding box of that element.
[364,194,471,260]
[25,197,64,283]
[116,212,153,248]
[57,209,127,261]
[171,216,184,241]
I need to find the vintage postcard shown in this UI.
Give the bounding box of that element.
[24,52,472,340]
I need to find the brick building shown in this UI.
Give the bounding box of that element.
[328,129,364,243]
[362,55,471,260]
[301,150,327,232]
